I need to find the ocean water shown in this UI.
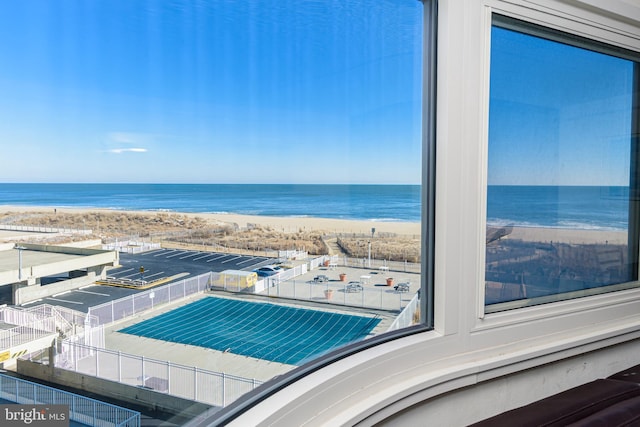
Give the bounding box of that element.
[0,183,630,229]
[0,183,421,222]
[487,185,629,231]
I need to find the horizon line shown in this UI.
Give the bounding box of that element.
[0,182,423,186]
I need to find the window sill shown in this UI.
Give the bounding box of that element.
[203,308,640,426]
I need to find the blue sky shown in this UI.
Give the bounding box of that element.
[488,26,634,186]
[0,1,423,184]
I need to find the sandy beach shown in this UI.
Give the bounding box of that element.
[0,206,627,252]
[0,205,423,261]
[210,212,421,236]
[0,205,421,236]
[508,226,627,245]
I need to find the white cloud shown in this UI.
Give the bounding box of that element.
[104,131,155,154]
[108,148,148,154]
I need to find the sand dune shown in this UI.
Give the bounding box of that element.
[0,206,626,261]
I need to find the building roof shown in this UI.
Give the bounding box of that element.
[0,244,117,286]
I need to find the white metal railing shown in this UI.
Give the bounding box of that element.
[0,373,140,426]
[15,304,98,334]
[265,264,308,285]
[0,224,92,235]
[0,304,102,351]
[55,341,262,408]
[103,246,145,254]
[309,255,336,270]
[278,249,308,260]
[208,258,413,311]
[329,256,420,274]
[261,280,410,311]
[88,273,210,326]
[102,240,161,254]
[29,305,74,334]
[387,293,420,331]
[0,317,56,350]
[0,306,46,326]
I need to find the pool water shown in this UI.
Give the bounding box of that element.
[118,296,381,365]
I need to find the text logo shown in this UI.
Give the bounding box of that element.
[0,405,68,426]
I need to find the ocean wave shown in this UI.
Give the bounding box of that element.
[487,218,626,231]
[487,219,533,227]
[236,210,263,215]
[556,221,627,232]
[39,204,126,211]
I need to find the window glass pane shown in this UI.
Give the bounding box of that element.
[485,16,639,310]
[0,0,424,421]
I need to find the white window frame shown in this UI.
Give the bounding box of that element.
[475,0,640,328]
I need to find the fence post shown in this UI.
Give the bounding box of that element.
[141,356,145,386]
[96,347,99,377]
[118,351,121,382]
[167,361,171,394]
[222,372,226,407]
[194,367,198,401]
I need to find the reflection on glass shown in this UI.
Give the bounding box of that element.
[485,17,638,309]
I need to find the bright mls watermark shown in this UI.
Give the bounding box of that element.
[1,405,68,426]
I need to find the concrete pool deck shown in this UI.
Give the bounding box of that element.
[258,264,421,312]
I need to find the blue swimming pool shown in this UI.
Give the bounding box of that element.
[118,296,381,365]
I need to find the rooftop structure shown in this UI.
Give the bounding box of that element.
[0,243,118,305]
